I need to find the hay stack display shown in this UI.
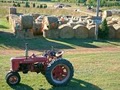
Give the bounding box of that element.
[32,22,43,36]
[113,24,120,39]
[43,29,59,39]
[9,7,17,14]
[108,25,116,39]
[87,25,95,38]
[59,24,74,39]
[42,16,59,30]
[73,24,88,38]
[42,16,59,38]
[102,10,112,18]
[20,14,33,29]
[16,29,34,39]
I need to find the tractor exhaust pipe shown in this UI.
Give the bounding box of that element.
[25,43,28,59]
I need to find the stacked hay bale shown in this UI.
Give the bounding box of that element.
[16,14,34,38]
[35,15,44,23]
[16,29,34,39]
[42,16,59,38]
[32,22,43,36]
[76,21,87,26]
[107,17,118,26]
[43,29,59,39]
[59,17,69,25]
[42,16,59,30]
[20,14,33,29]
[102,10,112,19]
[9,7,17,14]
[108,25,116,39]
[32,13,40,20]
[73,24,88,38]
[59,24,74,39]
[87,25,95,38]
[113,24,120,39]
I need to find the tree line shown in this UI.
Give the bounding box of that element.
[0,0,120,7]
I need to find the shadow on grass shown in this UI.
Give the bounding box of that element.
[0,31,120,50]
[10,83,33,90]
[0,31,73,50]
[0,25,9,29]
[49,78,102,90]
[0,31,100,50]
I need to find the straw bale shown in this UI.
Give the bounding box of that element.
[73,24,88,38]
[9,7,17,14]
[20,14,33,29]
[102,10,112,18]
[16,29,34,39]
[87,25,95,38]
[43,29,59,39]
[107,20,118,26]
[43,16,59,30]
[59,24,74,39]
[32,22,43,35]
[108,25,116,39]
[106,17,112,21]
[32,13,40,20]
[113,24,120,39]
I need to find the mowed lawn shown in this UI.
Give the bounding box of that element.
[0,18,120,90]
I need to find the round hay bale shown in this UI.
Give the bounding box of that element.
[118,21,120,25]
[113,24,120,39]
[77,21,87,26]
[59,24,74,39]
[73,24,88,38]
[32,13,40,20]
[20,14,33,29]
[43,29,59,39]
[35,15,44,23]
[107,20,118,26]
[9,7,17,14]
[16,29,34,39]
[43,16,59,30]
[102,10,112,18]
[87,25,95,38]
[69,22,77,27]
[106,17,112,21]
[108,25,116,39]
[59,17,68,25]
[32,22,43,35]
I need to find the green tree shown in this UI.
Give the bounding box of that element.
[25,2,30,7]
[98,19,109,39]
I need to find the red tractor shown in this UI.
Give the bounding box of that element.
[5,44,74,86]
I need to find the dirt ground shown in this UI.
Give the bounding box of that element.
[0,47,120,56]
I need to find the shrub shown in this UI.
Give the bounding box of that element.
[25,2,30,7]
[98,19,109,39]
[33,3,35,8]
[17,3,21,7]
[13,3,17,7]
[43,4,47,8]
[37,5,39,8]
[40,4,43,8]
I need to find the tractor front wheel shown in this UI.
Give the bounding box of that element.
[6,72,21,85]
[45,59,74,86]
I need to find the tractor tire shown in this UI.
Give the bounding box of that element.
[6,72,21,85]
[45,59,74,86]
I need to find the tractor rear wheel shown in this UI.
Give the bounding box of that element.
[6,72,21,85]
[45,59,74,86]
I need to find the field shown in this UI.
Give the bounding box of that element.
[0,16,120,90]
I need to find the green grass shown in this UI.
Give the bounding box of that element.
[0,50,120,90]
[0,18,10,30]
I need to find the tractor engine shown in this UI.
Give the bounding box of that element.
[34,62,45,73]
[19,64,29,74]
